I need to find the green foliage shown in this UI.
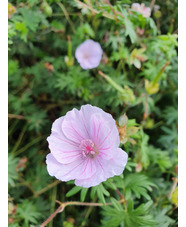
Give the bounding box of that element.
[8,154,19,186]
[101,199,157,227]
[16,200,42,226]
[66,182,110,204]
[115,173,157,200]
[8,0,178,226]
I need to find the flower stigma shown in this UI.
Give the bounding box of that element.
[80,139,98,158]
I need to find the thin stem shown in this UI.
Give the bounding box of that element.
[150,0,156,10]
[9,119,19,136]
[48,185,57,227]
[40,205,64,227]
[19,178,37,197]
[34,180,60,197]
[57,2,75,33]
[115,188,123,200]
[67,35,72,61]
[105,0,118,21]
[80,197,98,226]
[8,113,25,120]
[98,70,124,93]
[11,124,27,154]
[169,177,178,199]
[14,136,45,156]
[40,199,125,227]
[74,0,115,20]
[142,93,149,123]
[152,61,170,85]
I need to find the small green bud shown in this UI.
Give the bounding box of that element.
[154,10,162,19]
[41,1,53,17]
[64,56,74,67]
[145,79,159,95]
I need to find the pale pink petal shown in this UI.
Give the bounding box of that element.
[97,148,128,178]
[80,104,120,146]
[75,39,103,70]
[47,138,82,164]
[80,104,120,159]
[131,3,151,18]
[47,117,81,164]
[46,153,96,181]
[75,148,128,188]
[46,104,128,188]
[75,161,107,187]
[89,113,117,159]
[46,153,63,176]
[80,60,94,70]
[132,3,141,12]
[62,108,90,144]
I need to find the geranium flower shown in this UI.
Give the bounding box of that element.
[46,104,128,188]
[132,3,151,18]
[75,39,103,70]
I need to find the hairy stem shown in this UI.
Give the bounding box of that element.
[40,198,125,227]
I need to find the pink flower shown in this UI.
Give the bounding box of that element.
[46,104,128,188]
[75,40,103,70]
[132,3,151,18]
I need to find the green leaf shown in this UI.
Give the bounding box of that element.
[66,186,82,197]
[17,200,42,225]
[8,154,19,186]
[90,183,110,204]
[101,200,156,227]
[14,21,28,42]
[125,18,137,43]
[80,188,89,202]
[110,197,123,211]
[117,173,157,200]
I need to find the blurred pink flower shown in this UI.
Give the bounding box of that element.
[75,40,103,70]
[132,3,151,18]
[46,104,128,188]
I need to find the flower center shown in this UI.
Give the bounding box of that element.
[83,53,90,59]
[79,139,98,158]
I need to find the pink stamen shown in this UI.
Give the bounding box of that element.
[80,139,97,158]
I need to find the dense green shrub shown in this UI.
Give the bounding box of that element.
[8,0,178,226]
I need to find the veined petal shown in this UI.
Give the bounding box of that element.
[46,153,96,182]
[75,149,127,188]
[97,148,128,178]
[62,108,89,144]
[47,117,81,164]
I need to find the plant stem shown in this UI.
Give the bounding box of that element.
[142,92,149,124]
[19,178,37,196]
[67,35,72,61]
[40,198,125,227]
[98,70,124,93]
[14,136,45,156]
[74,0,115,20]
[11,124,27,154]
[150,0,156,10]
[152,61,170,85]
[48,185,57,227]
[169,177,178,199]
[8,113,25,120]
[57,2,75,33]
[34,180,60,197]
[40,205,64,227]
[80,197,97,226]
